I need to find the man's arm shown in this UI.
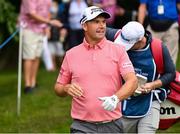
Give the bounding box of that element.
[54,54,83,97]
[54,83,67,97]
[28,12,63,27]
[115,72,138,101]
[98,72,138,111]
[138,3,147,24]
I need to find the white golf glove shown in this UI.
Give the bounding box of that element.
[98,95,120,111]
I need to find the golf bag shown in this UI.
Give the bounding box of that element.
[151,38,180,130]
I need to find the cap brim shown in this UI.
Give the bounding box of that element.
[98,12,111,19]
[114,34,134,51]
[80,11,111,24]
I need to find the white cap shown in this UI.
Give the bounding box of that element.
[114,21,145,51]
[80,6,111,24]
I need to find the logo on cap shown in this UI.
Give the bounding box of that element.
[90,8,103,14]
[80,6,111,24]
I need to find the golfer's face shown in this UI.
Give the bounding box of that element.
[85,16,106,41]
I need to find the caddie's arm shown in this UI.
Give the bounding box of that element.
[159,45,176,86]
[115,72,138,101]
[141,45,176,93]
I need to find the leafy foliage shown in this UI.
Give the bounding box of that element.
[0,0,18,43]
[0,0,19,70]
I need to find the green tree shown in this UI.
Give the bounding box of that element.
[0,0,18,41]
[0,0,19,69]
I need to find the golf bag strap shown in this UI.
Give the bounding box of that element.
[151,38,164,74]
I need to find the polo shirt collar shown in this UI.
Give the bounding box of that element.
[83,37,107,50]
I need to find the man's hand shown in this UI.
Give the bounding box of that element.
[140,82,155,94]
[98,95,119,111]
[64,83,83,98]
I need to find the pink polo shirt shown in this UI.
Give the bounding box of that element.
[19,0,51,34]
[57,38,134,122]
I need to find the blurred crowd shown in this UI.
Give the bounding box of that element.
[46,0,180,68]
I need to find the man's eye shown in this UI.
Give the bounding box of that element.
[94,20,99,23]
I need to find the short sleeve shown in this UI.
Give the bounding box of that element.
[56,54,71,85]
[23,0,37,14]
[118,46,135,76]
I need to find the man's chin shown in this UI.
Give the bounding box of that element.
[97,34,105,39]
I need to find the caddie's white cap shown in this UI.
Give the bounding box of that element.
[114,21,145,51]
[80,6,111,24]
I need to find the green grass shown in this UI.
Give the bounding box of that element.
[0,69,72,133]
[176,51,180,71]
[0,52,179,133]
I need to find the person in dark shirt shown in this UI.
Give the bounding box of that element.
[106,21,175,133]
[114,0,140,29]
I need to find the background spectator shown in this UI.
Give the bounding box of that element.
[92,0,117,27]
[67,0,88,49]
[48,0,66,71]
[138,0,180,65]
[19,0,62,93]
[114,0,140,29]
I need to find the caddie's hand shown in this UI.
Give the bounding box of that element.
[49,19,63,28]
[98,95,119,111]
[141,82,155,94]
[64,83,83,97]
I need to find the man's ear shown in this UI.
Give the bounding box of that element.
[82,23,87,31]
